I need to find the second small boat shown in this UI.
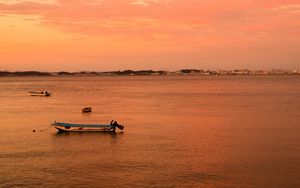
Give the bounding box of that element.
[30,91,51,97]
[82,107,92,113]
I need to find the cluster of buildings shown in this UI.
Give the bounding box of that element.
[184,69,300,75]
[171,69,299,75]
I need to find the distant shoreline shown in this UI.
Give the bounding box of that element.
[0,69,299,77]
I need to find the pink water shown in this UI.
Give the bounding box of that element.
[0,76,299,187]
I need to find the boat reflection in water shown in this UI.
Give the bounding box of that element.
[52,120,124,133]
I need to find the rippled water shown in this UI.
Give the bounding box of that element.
[0,76,299,187]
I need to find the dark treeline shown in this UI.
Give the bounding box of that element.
[0,70,170,76]
[106,70,168,75]
[0,69,298,76]
[0,71,52,76]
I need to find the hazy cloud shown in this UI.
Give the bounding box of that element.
[0,0,299,39]
[0,0,59,5]
[131,0,171,6]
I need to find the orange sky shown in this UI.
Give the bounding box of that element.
[0,0,299,71]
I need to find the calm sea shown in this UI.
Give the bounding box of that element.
[0,75,299,187]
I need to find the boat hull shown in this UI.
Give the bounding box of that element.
[30,92,51,96]
[52,122,117,132]
[54,126,115,132]
[31,94,50,97]
[82,107,92,113]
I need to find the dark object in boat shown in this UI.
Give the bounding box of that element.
[110,120,124,130]
[82,107,92,113]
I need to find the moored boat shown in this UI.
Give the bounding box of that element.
[82,107,92,113]
[52,120,124,132]
[30,91,51,96]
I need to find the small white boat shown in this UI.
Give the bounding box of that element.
[29,91,51,96]
[52,120,124,132]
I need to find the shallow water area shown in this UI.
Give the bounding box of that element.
[0,75,299,187]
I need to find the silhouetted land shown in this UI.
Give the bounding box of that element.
[0,69,299,77]
[0,71,52,76]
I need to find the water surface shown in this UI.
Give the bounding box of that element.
[0,76,299,187]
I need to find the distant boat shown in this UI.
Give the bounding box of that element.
[29,91,51,97]
[82,107,92,113]
[52,120,124,132]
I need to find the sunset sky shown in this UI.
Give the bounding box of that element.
[0,0,299,71]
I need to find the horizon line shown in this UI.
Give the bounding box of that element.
[1,68,298,72]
